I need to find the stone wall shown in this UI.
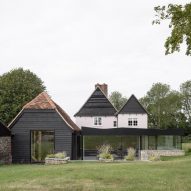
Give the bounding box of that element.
[141,150,185,161]
[0,137,12,164]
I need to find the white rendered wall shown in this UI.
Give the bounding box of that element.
[118,114,148,129]
[75,116,117,129]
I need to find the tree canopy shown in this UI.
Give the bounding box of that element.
[0,68,46,125]
[140,82,190,130]
[153,3,191,55]
[109,91,127,111]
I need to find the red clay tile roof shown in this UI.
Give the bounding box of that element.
[23,92,80,131]
[24,92,56,109]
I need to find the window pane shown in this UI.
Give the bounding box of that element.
[157,136,181,150]
[31,131,54,162]
[148,136,156,150]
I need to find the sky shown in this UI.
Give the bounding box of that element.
[0,0,190,118]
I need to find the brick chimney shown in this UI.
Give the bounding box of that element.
[95,83,108,97]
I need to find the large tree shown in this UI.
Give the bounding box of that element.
[140,83,184,129]
[153,3,191,55]
[180,80,191,130]
[0,68,46,125]
[109,91,127,111]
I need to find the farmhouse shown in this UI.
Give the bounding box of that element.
[5,83,185,163]
[75,84,184,160]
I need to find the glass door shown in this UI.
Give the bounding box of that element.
[31,131,54,162]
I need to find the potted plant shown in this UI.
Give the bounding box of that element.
[97,144,114,162]
[45,152,70,164]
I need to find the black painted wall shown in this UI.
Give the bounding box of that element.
[11,109,75,163]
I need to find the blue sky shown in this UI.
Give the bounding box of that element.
[0,0,190,117]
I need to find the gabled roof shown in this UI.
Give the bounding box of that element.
[0,121,11,136]
[117,94,148,115]
[74,87,117,117]
[9,92,80,131]
[23,92,56,109]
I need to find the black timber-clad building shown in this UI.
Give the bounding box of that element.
[9,92,80,163]
[0,121,11,137]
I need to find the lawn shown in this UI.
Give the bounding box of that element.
[0,155,191,191]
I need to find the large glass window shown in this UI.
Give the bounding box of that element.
[148,136,156,150]
[83,135,140,160]
[31,131,54,162]
[157,136,181,150]
[141,136,148,150]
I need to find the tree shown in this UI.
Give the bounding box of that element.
[153,3,191,55]
[0,68,46,125]
[180,80,191,130]
[109,91,127,111]
[140,83,184,129]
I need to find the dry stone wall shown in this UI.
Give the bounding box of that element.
[0,137,12,164]
[141,150,185,161]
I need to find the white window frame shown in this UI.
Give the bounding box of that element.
[93,117,102,126]
[128,118,138,126]
[133,118,138,126]
[128,118,133,126]
[113,121,117,127]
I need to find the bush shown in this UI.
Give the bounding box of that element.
[148,153,160,161]
[99,153,113,160]
[46,152,67,159]
[97,144,113,160]
[124,147,136,161]
[182,143,191,153]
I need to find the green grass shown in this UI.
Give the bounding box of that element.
[0,156,191,191]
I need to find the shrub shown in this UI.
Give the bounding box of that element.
[182,143,191,153]
[46,152,67,159]
[55,152,67,159]
[97,144,113,160]
[124,147,136,161]
[46,154,55,158]
[148,153,160,161]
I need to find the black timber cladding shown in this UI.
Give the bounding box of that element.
[118,95,148,114]
[0,121,10,136]
[75,87,117,116]
[81,127,185,136]
[10,109,76,163]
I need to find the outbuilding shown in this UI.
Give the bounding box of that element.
[9,92,80,163]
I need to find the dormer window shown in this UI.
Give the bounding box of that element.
[94,117,102,126]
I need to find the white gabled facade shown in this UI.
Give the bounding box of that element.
[75,84,148,129]
[76,116,117,129]
[117,114,148,129]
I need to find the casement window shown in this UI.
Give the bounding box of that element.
[128,118,133,126]
[94,117,102,126]
[133,118,138,126]
[113,121,117,127]
[128,118,138,126]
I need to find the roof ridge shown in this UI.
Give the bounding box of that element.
[42,92,56,109]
